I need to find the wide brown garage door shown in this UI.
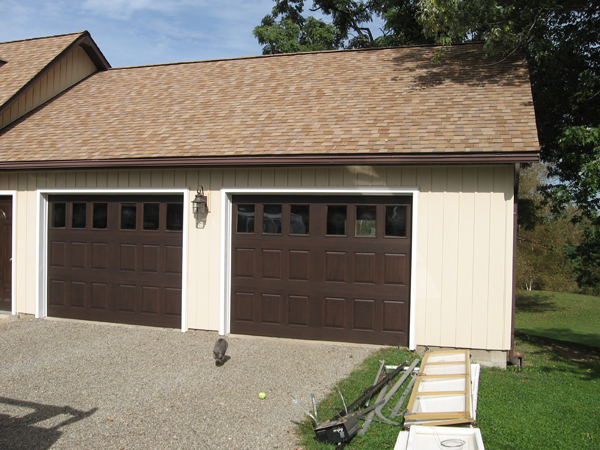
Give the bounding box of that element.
[231,195,412,346]
[48,194,183,328]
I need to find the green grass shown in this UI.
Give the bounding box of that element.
[478,334,599,449]
[515,290,600,348]
[295,291,600,449]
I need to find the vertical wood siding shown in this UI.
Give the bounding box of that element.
[3,164,514,350]
[0,46,98,129]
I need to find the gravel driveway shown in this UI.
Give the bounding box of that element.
[0,318,376,449]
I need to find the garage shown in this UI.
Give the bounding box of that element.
[47,194,183,328]
[230,195,412,346]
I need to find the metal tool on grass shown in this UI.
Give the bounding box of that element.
[390,374,417,418]
[290,394,318,425]
[373,358,420,425]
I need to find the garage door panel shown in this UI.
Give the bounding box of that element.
[165,246,183,274]
[49,280,66,306]
[142,286,159,314]
[289,250,309,280]
[325,251,347,282]
[235,248,255,277]
[260,294,281,324]
[324,297,346,329]
[384,253,408,285]
[232,195,411,346]
[119,244,137,271]
[353,298,376,331]
[164,288,182,316]
[354,252,377,284]
[232,292,255,322]
[383,300,408,332]
[262,249,282,279]
[288,295,309,326]
[70,282,86,308]
[118,285,136,312]
[48,195,182,328]
[91,282,108,310]
[92,243,108,269]
[50,242,66,267]
[142,245,159,272]
[71,242,87,268]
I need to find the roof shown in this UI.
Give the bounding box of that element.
[0,41,539,168]
[0,31,110,117]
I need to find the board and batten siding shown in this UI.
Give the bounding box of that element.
[1,164,514,351]
[0,46,98,129]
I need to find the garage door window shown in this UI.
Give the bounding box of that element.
[72,203,87,228]
[121,203,137,230]
[355,205,376,237]
[51,203,66,228]
[290,205,309,234]
[237,204,255,233]
[93,203,108,229]
[166,204,184,231]
[263,204,282,234]
[327,205,347,235]
[385,205,407,237]
[143,203,160,230]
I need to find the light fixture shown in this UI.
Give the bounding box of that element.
[192,186,208,214]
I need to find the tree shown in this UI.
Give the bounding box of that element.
[253,1,434,54]
[516,164,580,292]
[254,1,600,289]
[417,0,600,288]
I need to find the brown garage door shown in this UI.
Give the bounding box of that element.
[231,195,412,346]
[48,194,183,328]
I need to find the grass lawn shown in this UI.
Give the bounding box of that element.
[295,291,600,449]
[515,290,600,348]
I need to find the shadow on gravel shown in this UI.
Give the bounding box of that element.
[0,397,97,450]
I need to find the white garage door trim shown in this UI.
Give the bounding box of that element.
[36,188,190,331]
[220,187,419,350]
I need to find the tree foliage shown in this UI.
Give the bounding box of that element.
[253,1,434,53]
[418,0,600,288]
[517,164,580,292]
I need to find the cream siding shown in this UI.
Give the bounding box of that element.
[3,164,514,351]
[1,46,98,129]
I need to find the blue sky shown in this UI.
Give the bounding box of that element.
[0,0,283,67]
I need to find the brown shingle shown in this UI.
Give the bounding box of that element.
[0,32,86,109]
[0,43,539,164]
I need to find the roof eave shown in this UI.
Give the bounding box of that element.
[0,151,540,171]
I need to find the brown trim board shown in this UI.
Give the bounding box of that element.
[509,162,521,365]
[0,151,540,171]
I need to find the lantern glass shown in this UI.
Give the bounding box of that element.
[192,193,207,214]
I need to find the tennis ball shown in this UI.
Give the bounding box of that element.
[258,392,266,399]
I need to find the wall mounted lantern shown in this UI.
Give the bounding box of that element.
[192,186,208,214]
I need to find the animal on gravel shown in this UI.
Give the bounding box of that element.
[213,337,230,366]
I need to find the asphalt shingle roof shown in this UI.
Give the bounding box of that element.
[0,32,85,110]
[0,43,539,164]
